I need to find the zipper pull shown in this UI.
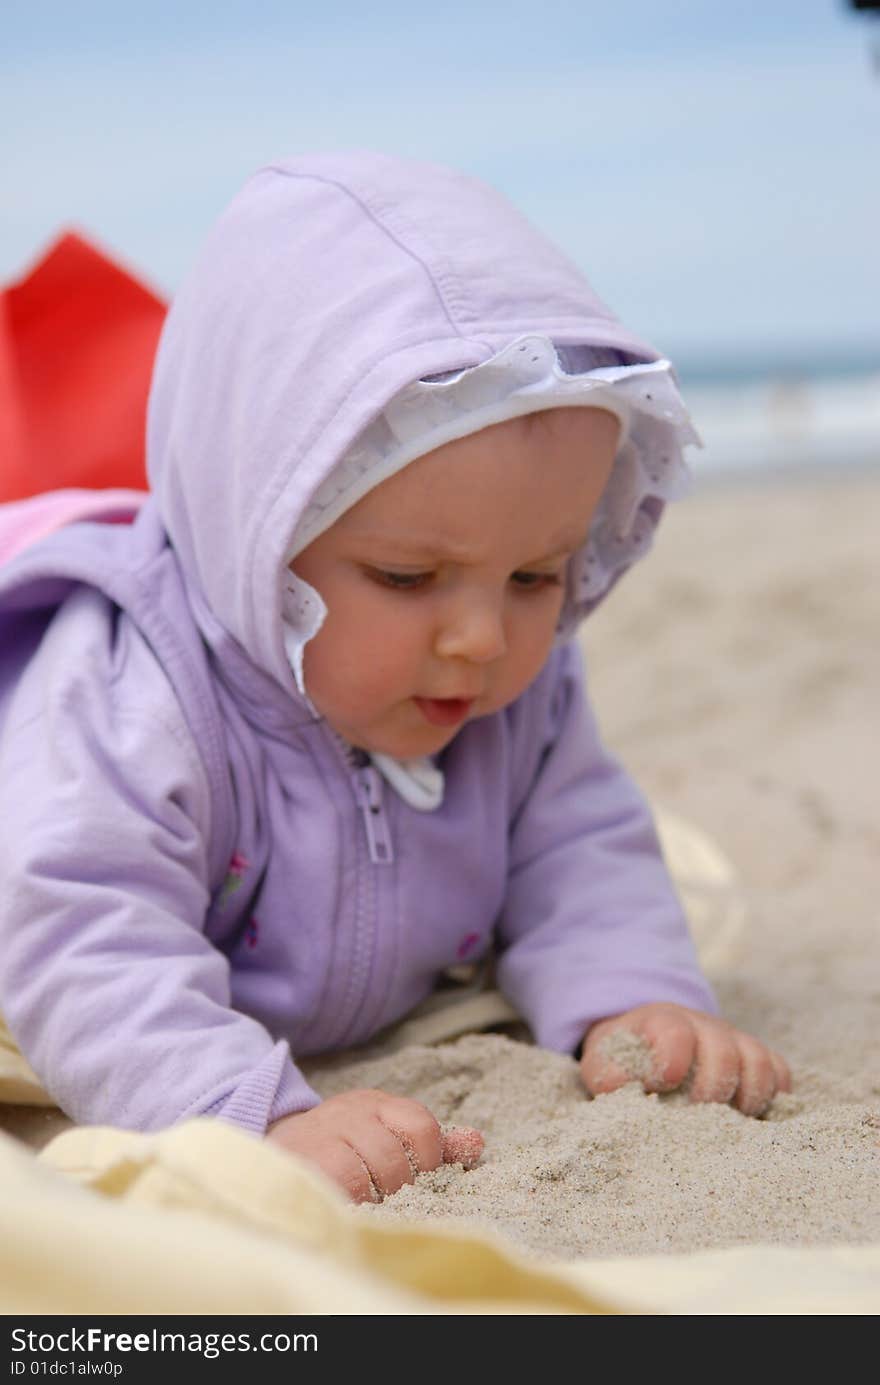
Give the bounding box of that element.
[355,765,394,865]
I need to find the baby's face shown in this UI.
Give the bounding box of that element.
[290,407,619,758]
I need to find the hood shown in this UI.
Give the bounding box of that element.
[146,151,679,692]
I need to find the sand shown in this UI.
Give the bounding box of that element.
[303,467,880,1261]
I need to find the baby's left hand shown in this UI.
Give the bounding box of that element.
[580,1002,791,1117]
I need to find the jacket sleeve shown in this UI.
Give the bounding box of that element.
[495,642,718,1055]
[0,587,319,1134]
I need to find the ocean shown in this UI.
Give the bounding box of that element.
[673,348,880,480]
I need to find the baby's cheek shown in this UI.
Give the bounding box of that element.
[307,625,375,699]
[500,638,557,706]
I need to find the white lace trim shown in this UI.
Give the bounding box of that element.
[287,335,645,561]
[287,336,699,575]
[281,573,325,710]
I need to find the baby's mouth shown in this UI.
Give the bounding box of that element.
[412,697,475,727]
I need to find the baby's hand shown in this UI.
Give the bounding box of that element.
[579,1002,791,1117]
[266,1087,484,1202]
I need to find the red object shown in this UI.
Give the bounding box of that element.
[0,231,167,502]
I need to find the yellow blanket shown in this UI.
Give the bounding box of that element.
[0,1118,878,1315]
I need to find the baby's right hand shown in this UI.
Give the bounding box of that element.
[266,1087,483,1203]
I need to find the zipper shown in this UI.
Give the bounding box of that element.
[314,725,395,1048]
[327,729,395,866]
[355,763,394,865]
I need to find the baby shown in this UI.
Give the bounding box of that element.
[0,153,789,1203]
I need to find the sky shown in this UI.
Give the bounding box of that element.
[3,0,879,366]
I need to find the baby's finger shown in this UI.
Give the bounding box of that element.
[687,1018,740,1105]
[771,1049,792,1094]
[441,1126,484,1169]
[350,1117,418,1198]
[579,1019,638,1094]
[731,1035,779,1117]
[316,1140,383,1205]
[634,1009,699,1092]
[380,1098,444,1175]
[581,1009,696,1095]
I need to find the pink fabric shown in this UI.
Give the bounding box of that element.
[0,489,146,566]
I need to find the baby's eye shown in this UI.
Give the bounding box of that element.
[367,568,433,591]
[510,570,563,592]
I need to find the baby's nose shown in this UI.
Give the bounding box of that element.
[434,600,507,664]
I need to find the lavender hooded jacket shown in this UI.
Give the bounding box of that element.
[0,153,715,1134]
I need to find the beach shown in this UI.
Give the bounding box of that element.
[304,466,880,1261]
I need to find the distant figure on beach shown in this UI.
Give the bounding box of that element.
[0,154,789,1202]
[767,372,813,456]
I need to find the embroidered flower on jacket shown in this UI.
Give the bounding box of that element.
[219,851,250,906]
[456,932,481,960]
